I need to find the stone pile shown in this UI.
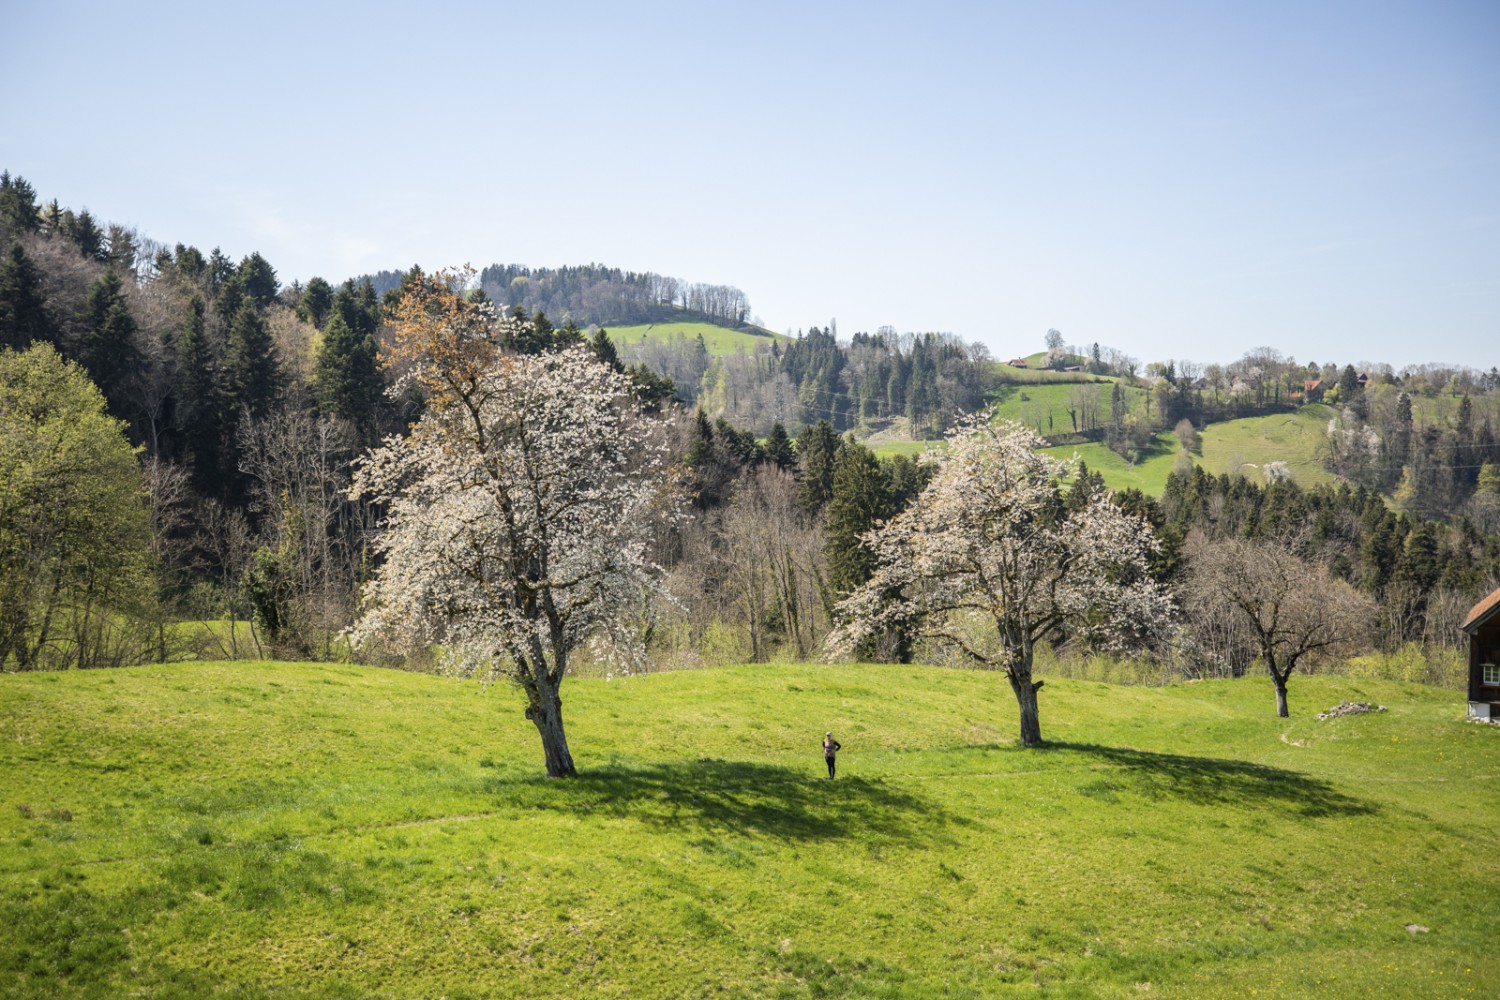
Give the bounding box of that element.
[1315,700,1388,720]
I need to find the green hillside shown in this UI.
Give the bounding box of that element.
[1195,404,1339,486]
[1042,435,1183,494]
[878,404,1337,496]
[2,661,1494,998]
[605,321,788,356]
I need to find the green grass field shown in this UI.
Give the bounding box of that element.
[1032,405,1340,496]
[1041,436,1183,495]
[606,321,788,357]
[2,661,1495,998]
[1194,405,1338,487]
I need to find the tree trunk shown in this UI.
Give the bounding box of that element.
[1272,671,1290,718]
[1007,665,1044,747]
[525,676,576,778]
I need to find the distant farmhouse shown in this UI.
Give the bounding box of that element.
[1302,373,1369,403]
[1464,585,1500,719]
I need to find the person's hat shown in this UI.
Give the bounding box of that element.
[826,732,832,736]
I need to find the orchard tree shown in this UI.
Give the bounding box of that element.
[1184,535,1376,717]
[350,272,680,777]
[827,417,1173,746]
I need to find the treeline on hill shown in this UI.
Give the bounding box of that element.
[2,169,1498,687]
[624,325,997,439]
[360,263,754,329]
[1109,467,1500,663]
[1035,331,1500,524]
[0,173,932,671]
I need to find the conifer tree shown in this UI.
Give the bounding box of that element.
[314,312,381,438]
[175,296,226,492]
[0,171,41,240]
[0,243,52,350]
[826,440,891,596]
[66,209,107,261]
[796,420,840,513]
[237,252,279,308]
[333,278,382,340]
[297,276,334,329]
[590,327,623,371]
[79,269,139,411]
[223,302,283,419]
[764,422,795,470]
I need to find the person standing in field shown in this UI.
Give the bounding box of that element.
[823,732,842,779]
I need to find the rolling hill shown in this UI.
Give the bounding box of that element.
[2,660,1493,998]
[605,321,789,357]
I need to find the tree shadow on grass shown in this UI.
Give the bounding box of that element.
[1048,742,1376,818]
[485,758,960,845]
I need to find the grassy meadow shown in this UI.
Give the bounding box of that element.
[605,321,788,356]
[3,660,1497,998]
[874,404,1336,496]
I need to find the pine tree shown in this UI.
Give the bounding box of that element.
[684,408,715,471]
[590,327,623,372]
[764,423,795,470]
[0,171,41,240]
[66,209,107,261]
[314,312,382,438]
[826,441,891,596]
[796,420,840,514]
[237,252,279,308]
[297,276,334,329]
[223,302,283,418]
[79,269,139,411]
[0,243,52,350]
[175,296,227,493]
[334,278,382,340]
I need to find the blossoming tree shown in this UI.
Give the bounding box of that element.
[350,274,678,776]
[826,417,1173,746]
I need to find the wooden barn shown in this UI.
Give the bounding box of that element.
[1463,585,1500,719]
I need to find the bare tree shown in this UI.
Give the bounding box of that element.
[712,466,828,661]
[240,410,364,659]
[1184,535,1376,717]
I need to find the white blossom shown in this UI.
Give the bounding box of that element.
[350,340,681,775]
[826,415,1174,745]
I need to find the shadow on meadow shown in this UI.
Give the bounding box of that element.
[1049,742,1376,818]
[488,758,960,844]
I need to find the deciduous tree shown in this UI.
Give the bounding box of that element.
[0,343,151,669]
[351,274,680,776]
[828,417,1173,745]
[1183,535,1376,717]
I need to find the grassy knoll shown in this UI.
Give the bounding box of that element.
[989,382,1142,435]
[1191,405,1338,487]
[606,321,787,356]
[870,439,943,460]
[1033,405,1340,496]
[1041,435,1183,495]
[2,661,1496,998]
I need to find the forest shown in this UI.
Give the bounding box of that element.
[2,169,1499,695]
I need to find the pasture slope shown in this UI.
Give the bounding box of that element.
[605,321,788,356]
[2,661,1496,998]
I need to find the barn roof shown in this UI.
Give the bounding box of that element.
[1463,585,1500,633]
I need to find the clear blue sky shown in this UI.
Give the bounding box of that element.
[4,1,1496,368]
